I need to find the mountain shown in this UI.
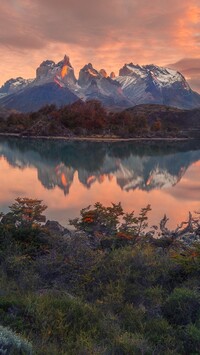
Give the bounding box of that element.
[0,55,80,112]
[77,63,131,107]
[0,55,200,112]
[35,55,77,89]
[0,82,79,113]
[116,63,200,109]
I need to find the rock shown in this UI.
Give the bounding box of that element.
[119,63,137,76]
[110,72,116,79]
[45,220,71,237]
[35,55,77,87]
[69,230,101,249]
[1,212,16,225]
[36,60,55,80]
[57,55,72,68]
[99,69,108,78]
[78,63,100,87]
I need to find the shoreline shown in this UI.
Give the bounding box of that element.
[0,132,191,142]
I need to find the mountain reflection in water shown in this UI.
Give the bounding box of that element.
[1,137,200,227]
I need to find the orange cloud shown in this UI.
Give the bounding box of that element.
[0,0,200,91]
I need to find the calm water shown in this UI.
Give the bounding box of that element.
[1,137,200,228]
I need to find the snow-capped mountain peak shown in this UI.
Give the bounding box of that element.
[0,55,200,112]
[114,62,195,108]
[118,63,189,89]
[0,77,33,95]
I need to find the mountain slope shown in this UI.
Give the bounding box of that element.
[0,83,79,112]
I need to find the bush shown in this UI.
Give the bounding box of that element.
[69,202,151,242]
[112,332,151,355]
[145,318,178,352]
[0,325,32,354]
[25,294,107,353]
[163,288,200,325]
[182,324,200,353]
[119,304,146,333]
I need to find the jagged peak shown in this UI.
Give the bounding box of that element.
[110,72,116,79]
[39,60,55,68]
[37,55,73,71]
[0,77,33,94]
[1,55,199,110]
[81,63,97,72]
[2,77,25,84]
[119,63,142,76]
[99,69,108,78]
[57,55,72,68]
[80,63,99,78]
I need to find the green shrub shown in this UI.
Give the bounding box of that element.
[25,294,107,353]
[145,285,165,305]
[119,304,146,333]
[182,324,200,353]
[163,288,200,325]
[145,318,178,352]
[0,297,30,333]
[112,332,151,355]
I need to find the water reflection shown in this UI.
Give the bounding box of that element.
[1,138,200,194]
[1,137,200,227]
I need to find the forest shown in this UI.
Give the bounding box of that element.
[0,100,184,138]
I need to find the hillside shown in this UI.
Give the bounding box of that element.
[1,101,200,139]
[126,104,200,136]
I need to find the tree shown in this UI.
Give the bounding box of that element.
[69,202,151,242]
[151,119,162,132]
[69,202,124,236]
[9,197,47,228]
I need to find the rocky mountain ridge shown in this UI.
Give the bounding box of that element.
[0,55,200,112]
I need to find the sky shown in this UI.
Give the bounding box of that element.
[0,0,200,91]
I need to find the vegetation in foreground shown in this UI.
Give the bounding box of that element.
[1,198,200,354]
[0,100,196,139]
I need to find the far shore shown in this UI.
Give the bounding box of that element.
[0,132,191,142]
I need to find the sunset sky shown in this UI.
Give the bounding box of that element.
[0,0,200,91]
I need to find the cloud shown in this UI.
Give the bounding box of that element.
[0,0,200,89]
[168,58,200,92]
[0,2,46,49]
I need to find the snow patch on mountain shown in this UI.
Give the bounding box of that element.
[116,63,191,90]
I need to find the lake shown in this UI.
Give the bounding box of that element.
[1,137,200,229]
